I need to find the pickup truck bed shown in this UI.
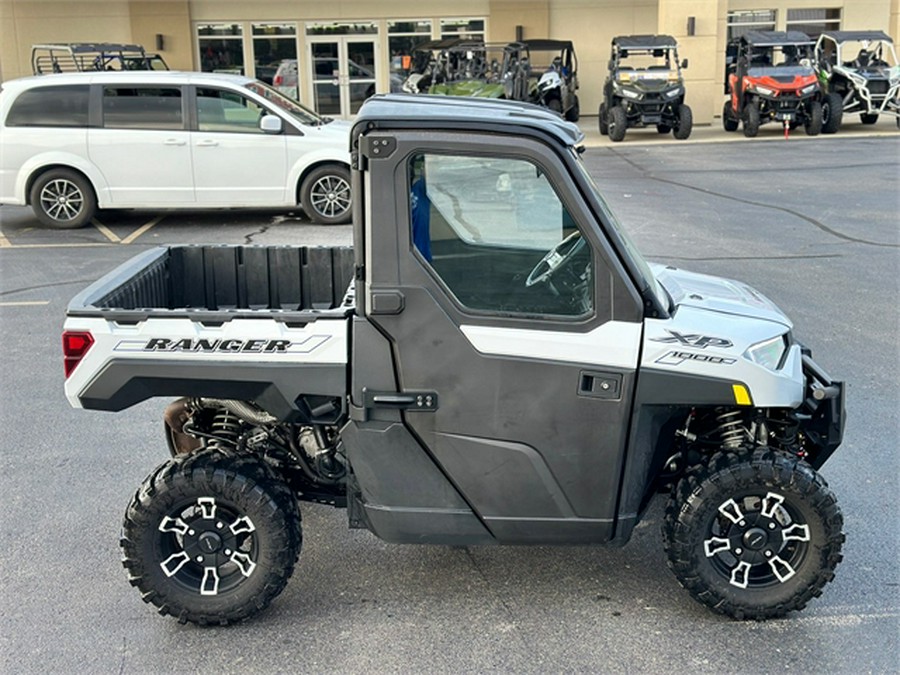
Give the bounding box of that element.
[64,245,355,421]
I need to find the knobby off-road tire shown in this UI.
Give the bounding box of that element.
[822,92,843,134]
[598,103,609,135]
[301,164,352,225]
[121,449,302,625]
[608,105,628,142]
[673,105,693,140]
[29,168,97,229]
[547,98,563,115]
[662,449,844,620]
[805,100,823,136]
[722,101,739,132]
[742,102,761,138]
[564,95,580,122]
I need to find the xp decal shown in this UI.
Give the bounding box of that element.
[651,330,733,349]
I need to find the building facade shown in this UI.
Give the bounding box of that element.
[2,0,898,124]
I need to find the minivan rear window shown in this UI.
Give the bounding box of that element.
[5,85,90,127]
[102,87,183,129]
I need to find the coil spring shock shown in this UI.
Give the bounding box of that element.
[716,409,745,449]
[206,408,243,451]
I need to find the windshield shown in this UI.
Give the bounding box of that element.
[837,40,898,69]
[243,81,325,126]
[570,150,669,310]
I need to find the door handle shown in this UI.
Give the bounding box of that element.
[164,139,186,146]
[578,371,622,400]
[196,139,219,147]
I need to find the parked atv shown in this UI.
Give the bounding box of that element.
[723,31,824,138]
[400,38,467,95]
[410,40,531,101]
[599,35,692,142]
[815,30,900,131]
[522,39,580,121]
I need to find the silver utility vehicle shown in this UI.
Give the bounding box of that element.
[63,95,845,626]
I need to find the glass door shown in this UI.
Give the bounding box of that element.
[309,37,377,118]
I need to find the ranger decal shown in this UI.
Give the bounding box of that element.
[113,336,331,354]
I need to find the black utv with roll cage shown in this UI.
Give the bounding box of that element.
[31,42,169,75]
[599,35,692,142]
[522,39,580,121]
[400,38,467,95]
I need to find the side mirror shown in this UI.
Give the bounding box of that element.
[681,58,689,69]
[260,114,283,134]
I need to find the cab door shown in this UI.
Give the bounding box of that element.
[190,86,287,205]
[360,132,644,544]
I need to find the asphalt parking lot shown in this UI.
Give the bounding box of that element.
[1,132,898,674]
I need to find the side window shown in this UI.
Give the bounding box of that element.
[196,88,266,133]
[102,87,183,130]
[409,152,593,318]
[5,85,89,127]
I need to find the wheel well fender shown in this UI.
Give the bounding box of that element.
[294,159,351,203]
[21,160,103,206]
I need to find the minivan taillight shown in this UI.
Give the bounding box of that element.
[63,331,94,378]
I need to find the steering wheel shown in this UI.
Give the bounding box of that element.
[525,231,586,287]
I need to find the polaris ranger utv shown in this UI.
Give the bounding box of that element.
[815,30,900,130]
[523,39,580,121]
[599,35,692,142]
[63,94,845,626]
[723,31,825,138]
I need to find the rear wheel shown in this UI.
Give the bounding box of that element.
[608,105,628,142]
[722,101,739,132]
[121,449,301,625]
[742,101,760,138]
[598,103,609,135]
[821,92,843,134]
[673,104,693,140]
[805,100,823,136]
[547,98,562,115]
[29,168,96,229]
[860,113,879,124]
[663,449,844,620]
[300,164,352,225]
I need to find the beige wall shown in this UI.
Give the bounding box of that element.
[130,2,192,71]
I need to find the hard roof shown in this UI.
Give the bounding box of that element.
[352,93,583,147]
[819,30,893,43]
[612,35,678,50]
[522,39,575,51]
[32,43,148,53]
[740,30,813,46]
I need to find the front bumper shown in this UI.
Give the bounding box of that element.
[799,351,845,469]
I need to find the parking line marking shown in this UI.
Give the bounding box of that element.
[0,300,50,307]
[121,215,164,244]
[0,242,113,249]
[92,219,122,243]
[0,230,11,248]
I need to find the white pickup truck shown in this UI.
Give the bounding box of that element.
[63,94,845,626]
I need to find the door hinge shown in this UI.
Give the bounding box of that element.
[359,135,397,160]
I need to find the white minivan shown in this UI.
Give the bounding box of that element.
[0,71,353,227]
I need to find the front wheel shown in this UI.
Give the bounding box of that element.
[29,169,97,229]
[723,101,739,132]
[822,92,843,134]
[805,100,823,136]
[742,101,760,138]
[663,449,844,620]
[300,164,352,225]
[598,103,609,135]
[564,95,580,122]
[673,104,693,140]
[608,105,628,142]
[121,449,302,625]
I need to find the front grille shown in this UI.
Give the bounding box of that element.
[867,80,889,95]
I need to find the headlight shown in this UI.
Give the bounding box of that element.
[620,88,640,100]
[752,85,774,96]
[665,87,682,98]
[745,336,788,371]
[800,83,818,95]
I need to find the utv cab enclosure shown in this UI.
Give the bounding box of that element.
[62,94,845,627]
[599,34,692,141]
[815,30,900,130]
[724,31,826,137]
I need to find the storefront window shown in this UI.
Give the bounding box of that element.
[252,23,298,99]
[388,20,432,93]
[307,22,377,36]
[726,10,776,41]
[440,18,485,41]
[786,8,841,39]
[198,23,244,75]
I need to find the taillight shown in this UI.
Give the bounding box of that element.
[274,74,282,86]
[63,331,94,378]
